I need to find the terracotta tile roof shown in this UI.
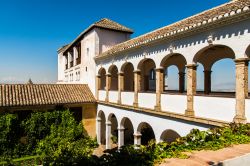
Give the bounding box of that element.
[0,84,95,108]
[60,18,133,54]
[96,0,250,59]
[94,18,133,33]
[57,44,69,54]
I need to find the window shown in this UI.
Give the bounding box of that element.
[86,67,87,72]
[78,71,80,81]
[86,48,89,56]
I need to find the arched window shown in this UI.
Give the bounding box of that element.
[193,45,235,95]
[160,53,187,93]
[138,59,156,91]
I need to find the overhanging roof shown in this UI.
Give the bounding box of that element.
[58,18,133,54]
[0,84,95,109]
[95,0,250,60]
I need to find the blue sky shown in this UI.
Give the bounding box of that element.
[0,0,239,89]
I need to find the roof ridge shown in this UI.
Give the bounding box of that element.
[97,0,250,59]
[59,18,133,54]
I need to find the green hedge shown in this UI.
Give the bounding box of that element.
[0,156,42,166]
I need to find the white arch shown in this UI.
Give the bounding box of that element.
[98,104,210,143]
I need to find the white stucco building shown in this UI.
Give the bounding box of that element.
[58,0,250,149]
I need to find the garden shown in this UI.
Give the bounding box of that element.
[1,109,250,166]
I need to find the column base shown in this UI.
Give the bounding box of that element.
[185,109,195,117]
[133,102,138,107]
[105,98,109,103]
[117,100,121,105]
[154,105,161,111]
[233,115,247,124]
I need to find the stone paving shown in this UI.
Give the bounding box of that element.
[159,144,250,166]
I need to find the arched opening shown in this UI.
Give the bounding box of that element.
[196,62,205,92]
[137,122,155,145]
[109,65,118,91]
[160,129,181,143]
[99,68,106,90]
[246,45,250,94]
[165,65,180,91]
[193,45,235,95]
[138,59,156,92]
[246,45,250,58]
[121,62,134,91]
[211,59,235,93]
[108,113,118,146]
[120,117,134,145]
[160,54,187,93]
[97,111,106,145]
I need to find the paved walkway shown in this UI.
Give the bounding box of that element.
[159,144,250,166]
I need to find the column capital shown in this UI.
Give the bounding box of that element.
[96,74,101,78]
[117,127,125,131]
[118,72,124,76]
[185,64,198,69]
[106,73,112,76]
[155,67,164,71]
[105,121,112,125]
[96,117,102,121]
[133,132,142,137]
[235,58,249,65]
[133,70,141,73]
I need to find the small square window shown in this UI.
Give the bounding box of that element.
[87,48,89,56]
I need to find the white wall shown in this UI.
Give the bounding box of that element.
[138,93,156,109]
[109,91,118,103]
[194,96,235,122]
[96,28,130,54]
[121,92,134,106]
[57,52,65,83]
[99,90,106,101]
[80,29,97,96]
[97,104,210,143]
[161,94,186,114]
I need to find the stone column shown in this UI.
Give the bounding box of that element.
[96,117,102,145]
[73,47,78,66]
[133,70,141,107]
[179,72,185,93]
[105,74,111,102]
[233,58,249,123]
[204,70,212,94]
[245,62,249,98]
[96,75,101,100]
[185,64,197,117]
[155,68,164,111]
[134,132,142,146]
[118,127,125,148]
[118,72,124,104]
[67,52,71,69]
[105,121,112,149]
